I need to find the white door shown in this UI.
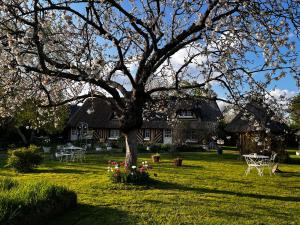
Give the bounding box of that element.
[163,129,172,144]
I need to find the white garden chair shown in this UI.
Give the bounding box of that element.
[244,156,265,176]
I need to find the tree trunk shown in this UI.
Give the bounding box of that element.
[124,129,138,168]
[16,127,28,145]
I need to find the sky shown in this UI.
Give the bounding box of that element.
[69,1,299,102]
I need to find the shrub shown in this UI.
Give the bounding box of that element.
[107,160,152,184]
[6,145,43,172]
[160,144,171,152]
[0,178,77,225]
[137,144,147,152]
[175,144,202,152]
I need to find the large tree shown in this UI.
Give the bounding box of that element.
[0,0,299,167]
[289,93,300,129]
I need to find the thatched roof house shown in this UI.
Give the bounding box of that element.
[226,101,287,134]
[226,100,288,159]
[67,98,222,144]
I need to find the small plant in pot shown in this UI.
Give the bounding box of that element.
[151,153,160,163]
[174,157,183,166]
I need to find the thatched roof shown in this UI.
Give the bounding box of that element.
[67,98,222,129]
[226,101,287,134]
[169,98,222,121]
[67,98,121,129]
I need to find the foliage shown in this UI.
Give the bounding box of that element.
[107,160,152,184]
[0,1,299,167]
[117,135,126,151]
[137,143,172,153]
[0,178,77,225]
[175,144,204,152]
[137,144,147,152]
[14,99,69,134]
[151,153,160,157]
[289,94,300,129]
[6,145,43,172]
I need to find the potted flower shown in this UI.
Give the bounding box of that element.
[151,153,160,163]
[174,157,183,166]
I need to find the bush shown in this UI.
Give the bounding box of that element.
[137,144,147,152]
[160,144,172,152]
[175,144,203,152]
[6,145,43,173]
[0,178,77,225]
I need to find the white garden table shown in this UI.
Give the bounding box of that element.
[243,154,270,176]
[56,146,84,162]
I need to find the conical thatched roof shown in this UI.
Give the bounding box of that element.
[226,101,287,134]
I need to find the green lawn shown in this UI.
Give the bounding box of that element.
[0,150,299,225]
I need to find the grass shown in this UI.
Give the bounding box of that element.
[0,150,299,225]
[0,178,77,225]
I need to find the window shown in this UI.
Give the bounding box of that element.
[185,130,198,143]
[144,129,151,140]
[109,129,120,139]
[164,129,172,137]
[178,110,194,118]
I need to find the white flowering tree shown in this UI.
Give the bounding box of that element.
[0,0,299,167]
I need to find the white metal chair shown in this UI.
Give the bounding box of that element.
[257,152,277,176]
[73,145,87,162]
[268,152,278,175]
[244,156,265,176]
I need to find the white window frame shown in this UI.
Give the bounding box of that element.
[164,129,172,138]
[109,129,120,140]
[144,129,151,140]
[178,110,194,118]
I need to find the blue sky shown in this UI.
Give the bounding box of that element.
[69,1,299,99]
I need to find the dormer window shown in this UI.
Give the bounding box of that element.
[178,110,194,118]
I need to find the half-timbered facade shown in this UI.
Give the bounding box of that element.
[67,98,222,144]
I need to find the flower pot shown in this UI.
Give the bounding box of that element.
[174,158,183,166]
[152,155,160,163]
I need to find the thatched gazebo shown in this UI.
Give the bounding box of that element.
[226,100,288,161]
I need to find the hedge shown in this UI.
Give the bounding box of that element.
[0,177,77,225]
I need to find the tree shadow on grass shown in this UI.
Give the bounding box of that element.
[154,163,205,170]
[34,167,86,174]
[147,179,300,202]
[46,204,138,225]
[278,171,300,178]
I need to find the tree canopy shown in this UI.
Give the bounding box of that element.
[0,0,299,166]
[289,94,300,129]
